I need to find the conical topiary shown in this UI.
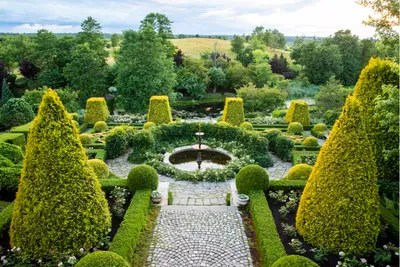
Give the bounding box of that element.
[0,78,13,106]
[10,89,111,259]
[296,96,380,254]
[353,58,399,181]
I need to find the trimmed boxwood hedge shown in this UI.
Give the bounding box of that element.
[76,251,130,267]
[0,142,23,164]
[250,190,286,266]
[127,165,158,193]
[106,126,128,159]
[147,96,173,125]
[271,255,319,267]
[284,100,310,126]
[236,165,269,194]
[109,190,151,262]
[0,133,26,148]
[84,97,110,124]
[222,97,245,126]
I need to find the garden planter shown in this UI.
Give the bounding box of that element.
[237,194,249,206]
[151,191,162,204]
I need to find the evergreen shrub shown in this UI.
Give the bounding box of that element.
[147,96,172,124]
[285,100,310,126]
[222,97,245,126]
[84,97,110,124]
[88,159,109,179]
[127,165,158,194]
[286,164,313,180]
[236,164,269,194]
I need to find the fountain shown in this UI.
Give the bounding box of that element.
[166,124,232,171]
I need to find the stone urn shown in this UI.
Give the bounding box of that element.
[237,194,249,206]
[151,191,162,204]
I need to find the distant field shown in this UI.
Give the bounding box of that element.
[106,38,292,65]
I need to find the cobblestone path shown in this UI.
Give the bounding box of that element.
[147,206,253,267]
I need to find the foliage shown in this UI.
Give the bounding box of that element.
[271,255,319,267]
[84,97,110,124]
[221,97,245,126]
[272,109,288,118]
[0,202,13,237]
[147,95,173,124]
[250,190,286,266]
[10,89,111,259]
[76,251,130,267]
[313,123,327,132]
[23,87,80,113]
[315,76,352,113]
[0,79,13,106]
[88,159,109,179]
[182,57,210,85]
[110,33,121,48]
[237,46,255,66]
[225,60,251,89]
[106,126,128,159]
[287,122,303,134]
[129,130,156,163]
[0,154,15,167]
[285,100,310,126]
[265,129,283,152]
[296,96,380,254]
[64,44,107,105]
[19,59,40,79]
[275,136,294,162]
[0,167,21,197]
[240,122,253,131]
[175,70,207,99]
[354,58,399,181]
[76,16,107,58]
[109,190,151,261]
[79,133,92,145]
[323,109,341,125]
[117,26,176,112]
[286,164,313,180]
[0,98,34,129]
[231,35,245,54]
[303,137,319,146]
[94,121,108,132]
[284,79,320,99]
[236,164,269,194]
[143,122,156,130]
[236,83,287,113]
[127,165,159,194]
[140,13,174,39]
[209,67,226,93]
[0,141,23,163]
[0,134,25,150]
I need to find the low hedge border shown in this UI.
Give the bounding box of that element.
[291,151,320,166]
[310,128,325,139]
[293,145,321,151]
[10,121,34,137]
[0,202,14,238]
[99,178,128,194]
[0,133,26,148]
[87,149,107,161]
[78,123,88,133]
[250,190,286,266]
[109,190,151,262]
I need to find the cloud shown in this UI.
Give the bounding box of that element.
[0,0,376,37]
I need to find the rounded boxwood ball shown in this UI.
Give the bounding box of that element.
[143,121,156,130]
[236,164,269,194]
[217,121,229,126]
[286,164,313,180]
[287,122,303,134]
[76,251,130,267]
[271,255,319,267]
[127,164,159,193]
[303,137,319,146]
[240,122,253,131]
[88,159,109,179]
[79,134,92,145]
[313,123,327,132]
[94,121,108,132]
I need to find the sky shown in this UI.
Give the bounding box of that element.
[0,0,377,37]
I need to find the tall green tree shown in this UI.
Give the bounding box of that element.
[360,38,378,67]
[76,16,107,58]
[231,35,245,54]
[64,44,107,106]
[225,61,251,89]
[110,33,120,47]
[140,13,174,39]
[0,78,13,106]
[314,76,353,112]
[117,26,176,112]
[209,67,226,93]
[30,29,59,70]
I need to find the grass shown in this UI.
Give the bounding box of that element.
[106,38,292,65]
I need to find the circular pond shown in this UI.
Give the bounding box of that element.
[167,148,232,171]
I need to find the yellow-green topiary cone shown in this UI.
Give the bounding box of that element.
[296,96,380,254]
[222,97,245,126]
[10,89,111,259]
[84,97,110,124]
[285,100,310,126]
[147,96,173,124]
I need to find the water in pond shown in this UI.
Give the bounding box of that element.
[169,149,231,171]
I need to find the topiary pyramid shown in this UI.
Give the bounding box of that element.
[84,97,110,124]
[10,89,111,259]
[353,58,399,181]
[222,97,245,126]
[296,96,380,254]
[147,96,173,124]
[284,100,310,126]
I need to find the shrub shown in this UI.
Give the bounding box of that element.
[240,122,253,131]
[0,98,34,129]
[303,137,319,147]
[353,58,399,181]
[222,97,245,126]
[0,202,14,238]
[0,133,26,148]
[127,165,158,194]
[106,127,128,159]
[109,190,151,261]
[94,121,108,132]
[313,123,327,132]
[271,255,319,267]
[143,121,156,130]
[0,142,23,164]
[272,109,287,118]
[0,167,21,197]
[84,97,110,124]
[76,251,130,267]
[79,134,92,145]
[287,122,303,134]
[265,129,282,153]
[217,121,229,126]
[88,159,109,179]
[72,120,79,128]
[0,155,14,168]
[276,136,294,162]
[323,109,341,125]
[285,100,310,126]
[286,164,313,180]
[1,78,13,106]
[10,89,111,259]
[147,96,173,124]
[296,96,380,254]
[129,131,155,163]
[250,190,286,266]
[236,164,269,194]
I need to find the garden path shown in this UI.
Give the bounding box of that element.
[147,205,253,266]
[106,149,295,206]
